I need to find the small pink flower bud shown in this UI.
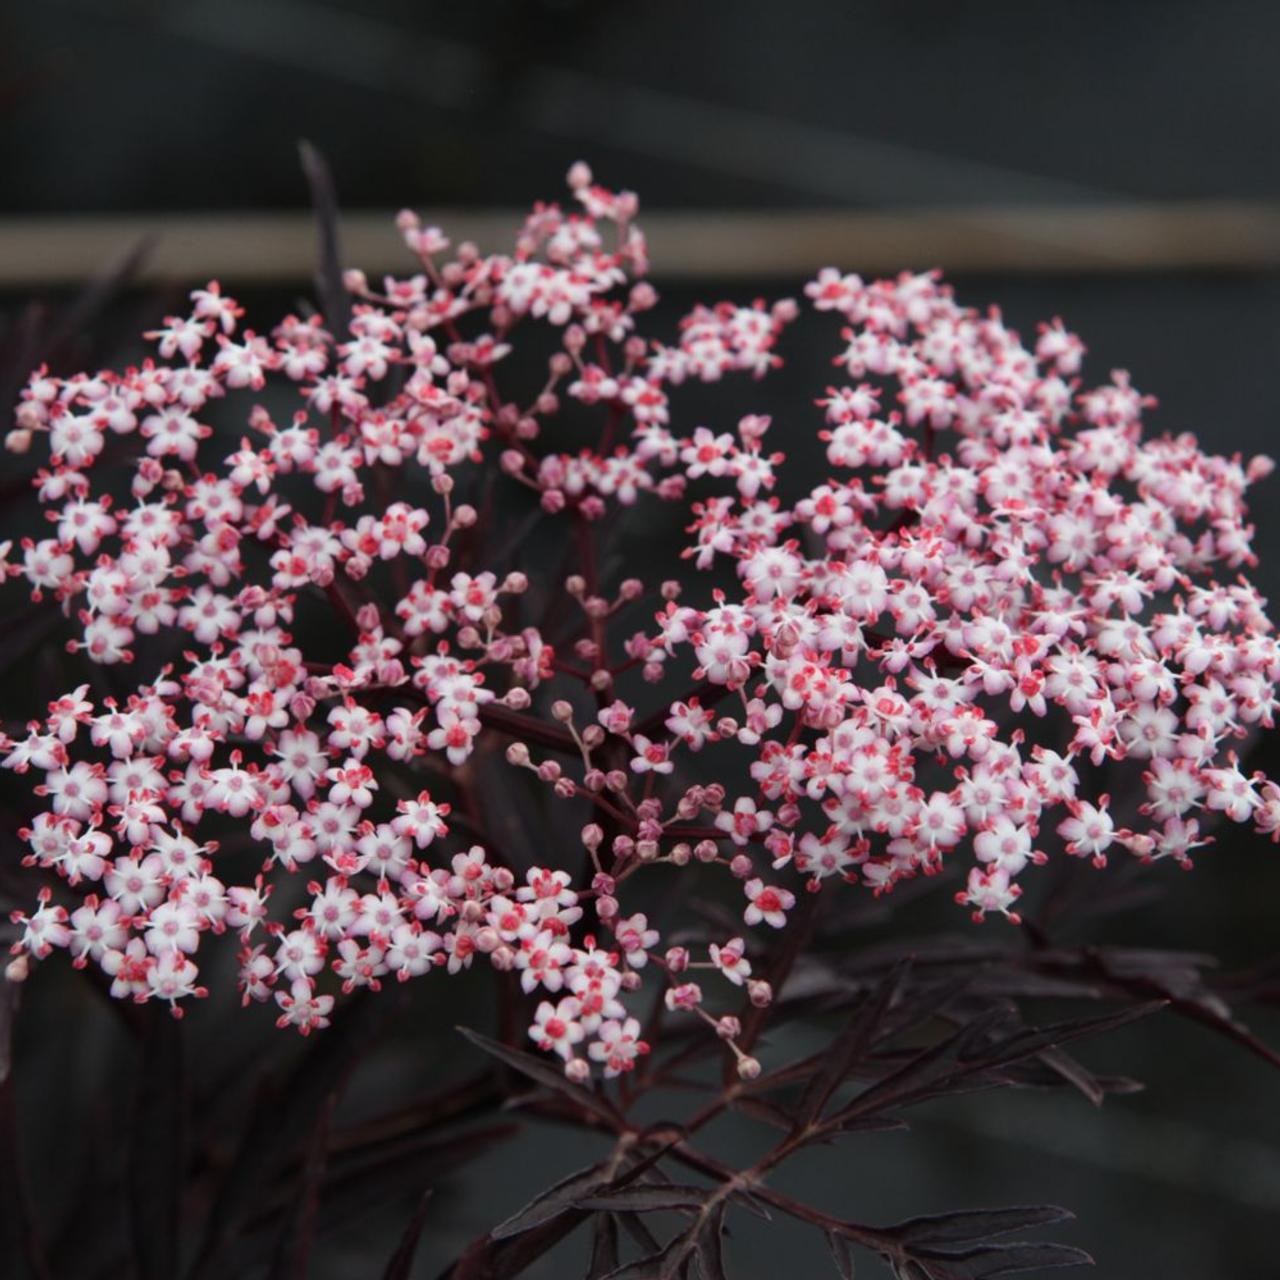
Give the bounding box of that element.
[505,742,531,766]
[736,1054,762,1081]
[747,980,773,1008]
[665,946,689,974]
[564,1056,590,1083]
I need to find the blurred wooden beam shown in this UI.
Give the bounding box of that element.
[2,202,1279,287]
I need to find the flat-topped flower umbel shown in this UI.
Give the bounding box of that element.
[4,163,1278,1083]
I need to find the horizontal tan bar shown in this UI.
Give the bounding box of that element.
[2,203,1279,287]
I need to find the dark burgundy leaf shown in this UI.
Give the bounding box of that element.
[732,1095,796,1131]
[587,1213,621,1279]
[578,1185,710,1213]
[456,1026,620,1125]
[616,1210,663,1255]
[297,139,350,336]
[962,1003,1165,1076]
[916,1241,1093,1277]
[602,1230,691,1280]
[695,1203,728,1280]
[796,960,911,1129]
[382,1189,434,1280]
[826,1230,856,1278]
[1031,1047,1104,1106]
[896,1206,1073,1246]
[835,1008,1009,1122]
[491,1162,610,1239]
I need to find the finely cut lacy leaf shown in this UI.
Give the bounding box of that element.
[826,1229,856,1278]
[895,1205,1074,1246]
[577,1184,710,1213]
[795,958,911,1129]
[911,1241,1093,1278]
[456,1026,620,1124]
[490,1162,611,1239]
[586,1212,621,1279]
[381,1189,434,1280]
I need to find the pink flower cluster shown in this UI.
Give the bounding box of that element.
[4,163,1278,1080]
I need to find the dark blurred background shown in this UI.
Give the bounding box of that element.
[2,3,1280,1278]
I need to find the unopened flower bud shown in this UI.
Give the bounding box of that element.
[665,946,689,973]
[564,1057,590,1083]
[736,1054,762,1081]
[747,980,773,1008]
[505,742,531,766]
[716,1015,742,1040]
